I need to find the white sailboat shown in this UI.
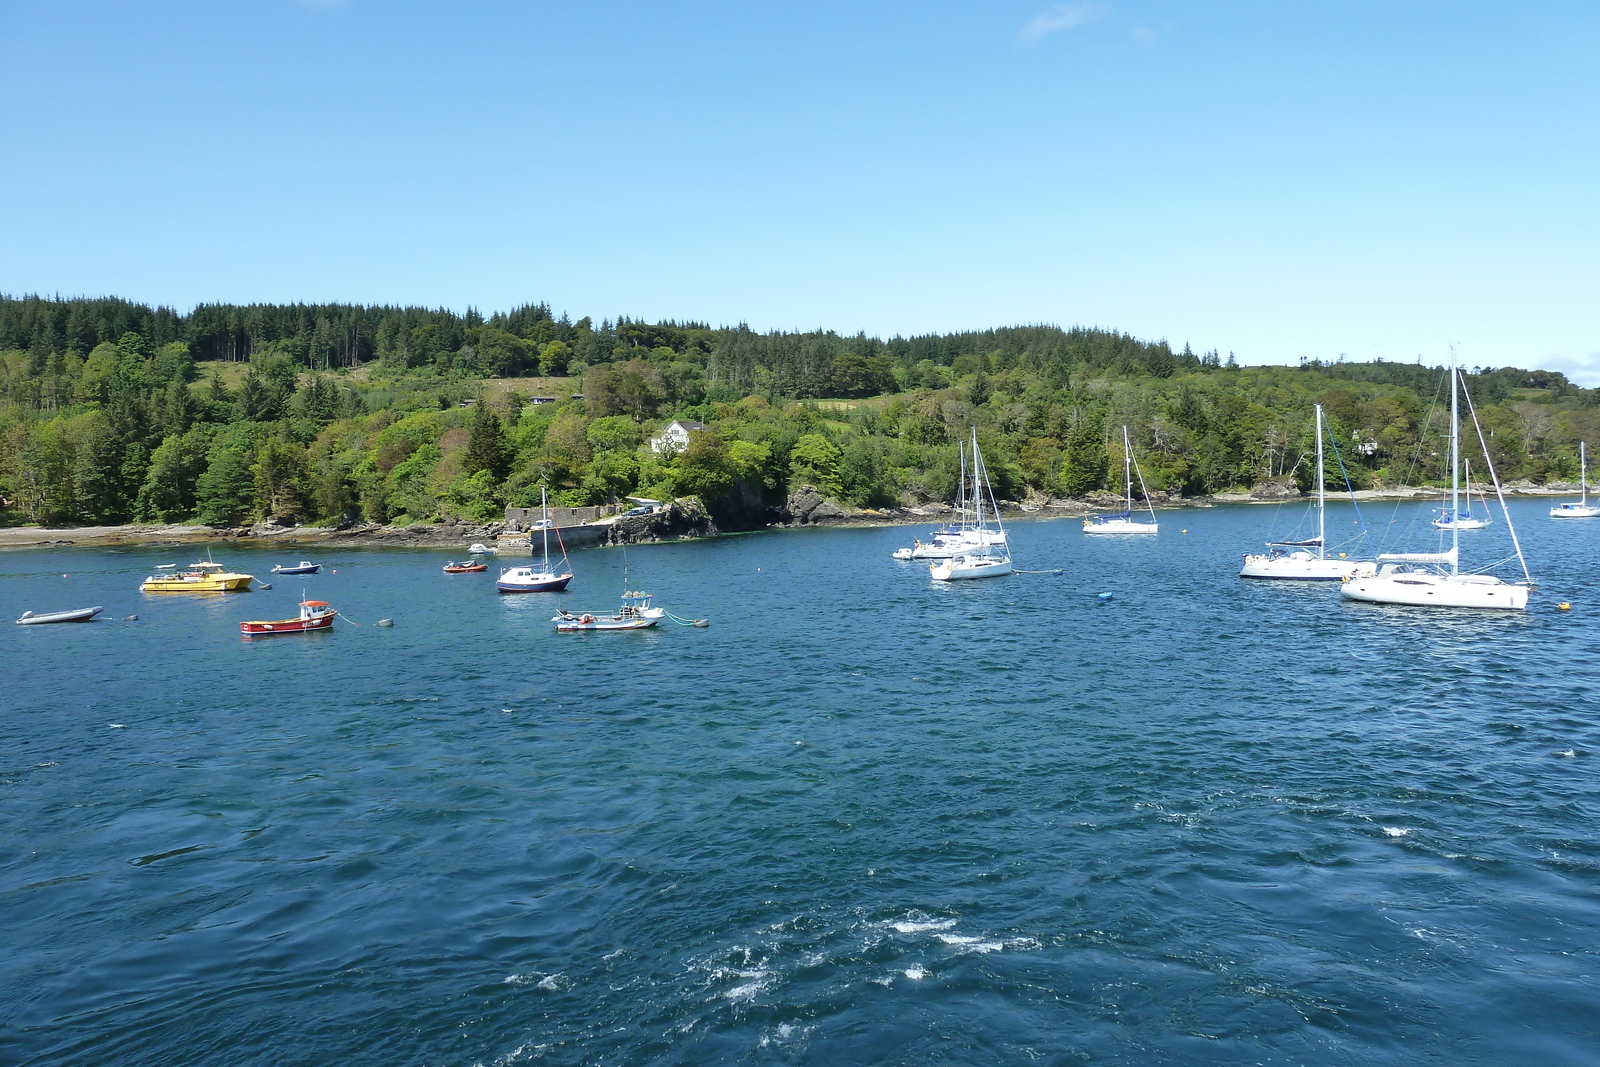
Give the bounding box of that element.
[1551,442,1599,518]
[497,487,574,592]
[1240,404,1375,580]
[929,428,1013,580]
[1431,456,1492,530]
[894,439,1006,559]
[1341,348,1532,610]
[1083,426,1158,535]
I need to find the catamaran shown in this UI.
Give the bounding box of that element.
[1551,442,1599,518]
[498,487,574,592]
[929,428,1013,580]
[1240,404,1375,580]
[1341,348,1532,610]
[1084,426,1158,535]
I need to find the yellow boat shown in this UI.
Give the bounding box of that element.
[140,560,254,593]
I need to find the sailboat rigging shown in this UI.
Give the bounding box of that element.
[1432,456,1492,530]
[497,487,575,592]
[929,428,1014,580]
[1083,426,1158,535]
[1341,347,1532,610]
[1240,404,1374,580]
[1550,442,1599,518]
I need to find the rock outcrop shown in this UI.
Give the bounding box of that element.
[1250,478,1303,501]
[604,498,718,544]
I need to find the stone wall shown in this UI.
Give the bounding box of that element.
[503,504,619,529]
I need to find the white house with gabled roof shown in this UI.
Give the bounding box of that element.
[650,419,707,454]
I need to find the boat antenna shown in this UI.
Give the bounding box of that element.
[1456,360,1533,584]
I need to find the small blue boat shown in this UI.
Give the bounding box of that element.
[271,561,321,575]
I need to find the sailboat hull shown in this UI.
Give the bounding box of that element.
[1084,519,1157,535]
[929,555,1013,580]
[497,570,573,593]
[1340,573,1529,610]
[1240,553,1372,580]
[1550,504,1600,518]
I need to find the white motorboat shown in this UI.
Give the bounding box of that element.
[1241,404,1375,580]
[498,488,574,593]
[1431,457,1492,530]
[1551,442,1599,518]
[553,591,664,631]
[1342,348,1532,611]
[930,428,1013,581]
[1084,426,1159,535]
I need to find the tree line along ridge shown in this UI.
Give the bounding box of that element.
[1,294,1595,530]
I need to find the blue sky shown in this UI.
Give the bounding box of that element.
[2,1,1596,380]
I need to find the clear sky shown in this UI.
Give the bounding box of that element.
[2,1,1596,380]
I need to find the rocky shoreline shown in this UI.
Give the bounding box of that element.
[0,479,1584,551]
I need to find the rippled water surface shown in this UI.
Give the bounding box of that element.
[3,500,1598,1065]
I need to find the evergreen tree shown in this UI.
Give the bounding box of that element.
[462,403,510,482]
[194,449,255,526]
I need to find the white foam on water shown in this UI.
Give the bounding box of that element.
[602,948,626,961]
[903,964,926,980]
[107,723,126,729]
[936,933,1003,953]
[891,918,955,934]
[1559,749,1577,758]
[758,1023,807,1049]
[1382,827,1410,838]
[722,970,773,1001]
[490,1040,550,1065]
[503,972,565,990]
[868,975,893,986]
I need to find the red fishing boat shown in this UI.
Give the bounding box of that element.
[442,559,488,573]
[240,599,337,635]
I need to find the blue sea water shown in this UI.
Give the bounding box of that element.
[2,499,1598,1066]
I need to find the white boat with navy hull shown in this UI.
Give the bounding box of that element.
[1084,426,1158,535]
[1551,442,1600,518]
[929,428,1012,581]
[498,488,574,593]
[1241,404,1375,580]
[1342,348,1533,611]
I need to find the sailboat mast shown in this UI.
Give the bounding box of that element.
[971,428,985,531]
[541,486,551,569]
[1315,403,1326,560]
[1122,426,1133,514]
[957,439,967,529]
[1449,346,1460,574]
[1583,442,1589,507]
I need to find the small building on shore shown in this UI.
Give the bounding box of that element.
[650,419,707,454]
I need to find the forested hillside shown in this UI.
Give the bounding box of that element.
[2,294,1597,529]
